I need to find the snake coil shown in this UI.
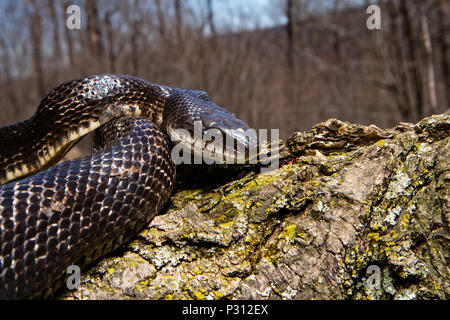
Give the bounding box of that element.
[0,74,251,299]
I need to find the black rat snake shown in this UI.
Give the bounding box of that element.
[0,74,253,299]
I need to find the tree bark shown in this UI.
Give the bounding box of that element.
[47,0,62,62]
[419,2,437,114]
[386,1,413,120]
[438,0,450,109]
[86,0,104,60]
[0,38,19,118]
[206,0,216,37]
[285,0,295,70]
[154,0,166,39]
[399,0,424,119]
[174,0,183,43]
[64,0,76,68]
[130,0,141,76]
[59,114,450,300]
[104,10,116,73]
[30,0,45,98]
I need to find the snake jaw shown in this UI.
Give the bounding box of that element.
[165,121,258,165]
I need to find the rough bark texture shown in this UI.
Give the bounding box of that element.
[60,114,449,300]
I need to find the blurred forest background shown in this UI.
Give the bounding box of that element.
[0,0,449,157]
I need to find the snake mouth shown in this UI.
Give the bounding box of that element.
[205,126,258,163]
[166,122,258,165]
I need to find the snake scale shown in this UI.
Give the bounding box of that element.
[0,74,252,299]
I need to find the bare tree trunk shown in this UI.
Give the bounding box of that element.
[399,0,424,119]
[130,0,141,76]
[30,0,45,98]
[86,0,104,60]
[286,0,295,70]
[438,0,450,109]
[47,0,62,62]
[330,1,344,63]
[384,0,429,121]
[64,1,76,68]
[64,27,75,68]
[104,10,116,73]
[386,0,414,120]
[284,0,298,115]
[154,0,166,39]
[419,2,437,114]
[0,38,19,118]
[174,0,183,43]
[206,0,216,36]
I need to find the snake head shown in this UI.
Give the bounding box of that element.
[162,89,257,165]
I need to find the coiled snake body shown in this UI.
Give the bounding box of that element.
[0,75,251,299]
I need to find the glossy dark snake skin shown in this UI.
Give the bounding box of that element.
[0,74,251,299]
